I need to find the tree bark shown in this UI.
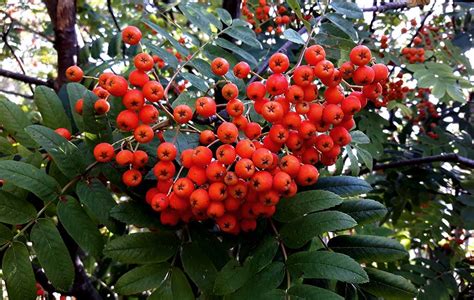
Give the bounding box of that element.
[44,0,78,90]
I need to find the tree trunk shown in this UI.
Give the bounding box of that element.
[44,0,78,90]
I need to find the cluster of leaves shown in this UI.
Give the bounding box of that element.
[0,0,473,299]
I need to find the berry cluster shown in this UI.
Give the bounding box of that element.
[67,25,388,234]
[412,96,440,139]
[377,73,410,107]
[401,47,425,63]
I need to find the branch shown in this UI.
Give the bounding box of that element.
[0,68,53,87]
[0,88,33,99]
[373,153,474,170]
[107,0,121,32]
[361,1,409,12]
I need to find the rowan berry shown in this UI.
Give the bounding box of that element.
[106,75,128,96]
[304,45,326,65]
[285,85,305,102]
[247,81,266,100]
[122,169,142,187]
[261,101,284,123]
[199,130,216,145]
[187,166,207,185]
[350,45,372,66]
[117,110,139,131]
[151,193,169,212]
[324,86,345,104]
[122,25,142,45]
[217,122,239,144]
[133,150,149,168]
[222,83,239,101]
[94,99,110,115]
[65,65,83,82]
[226,99,244,117]
[233,61,251,79]
[129,69,149,87]
[94,143,115,162]
[236,139,257,159]
[189,188,210,210]
[142,80,164,102]
[173,105,193,123]
[313,60,334,79]
[293,65,314,87]
[353,66,375,85]
[192,146,213,167]
[235,158,256,179]
[195,97,216,118]
[269,53,290,73]
[157,142,177,161]
[341,96,362,115]
[153,161,176,180]
[322,104,344,125]
[116,150,134,166]
[330,126,352,146]
[279,155,301,177]
[295,164,319,186]
[54,128,72,140]
[211,57,230,76]
[207,201,225,218]
[123,89,145,111]
[134,52,154,71]
[134,124,154,143]
[206,161,227,182]
[216,144,236,165]
[160,209,180,226]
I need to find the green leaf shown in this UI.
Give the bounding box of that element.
[361,267,417,300]
[163,129,200,160]
[0,223,13,246]
[356,146,373,170]
[287,250,368,283]
[171,93,196,112]
[431,81,447,99]
[145,42,179,69]
[280,211,357,248]
[30,218,74,291]
[288,284,344,300]
[142,20,189,56]
[0,160,60,202]
[0,136,15,154]
[107,34,122,57]
[181,72,209,92]
[115,263,170,295]
[350,130,370,144]
[0,191,36,225]
[2,242,37,300]
[226,262,285,300]
[190,58,215,79]
[216,8,232,26]
[417,74,437,88]
[226,26,261,49]
[246,236,279,273]
[325,13,358,41]
[149,267,194,300]
[346,146,360,176]
[66,83,87,131]
[189,225,229,269]
[75,180,118,230]
[213,259,252,295]
[283,28,305,44]
[215,38,258,68]
[181,243,218,293]
[0,98,36,148]
[25,125,85,178]
[335,199,387,225]
[91,37,103,59]
[104,232,179,264]
[446,84,465,102]
[328,235,407,263]
[330,0,363,19]
[34,86,71,131]
[314,176,372,196]
[109,201,165,229]
[57,196,104,258]
[274,190,343,222]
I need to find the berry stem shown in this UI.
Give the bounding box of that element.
[270,219,291,296]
